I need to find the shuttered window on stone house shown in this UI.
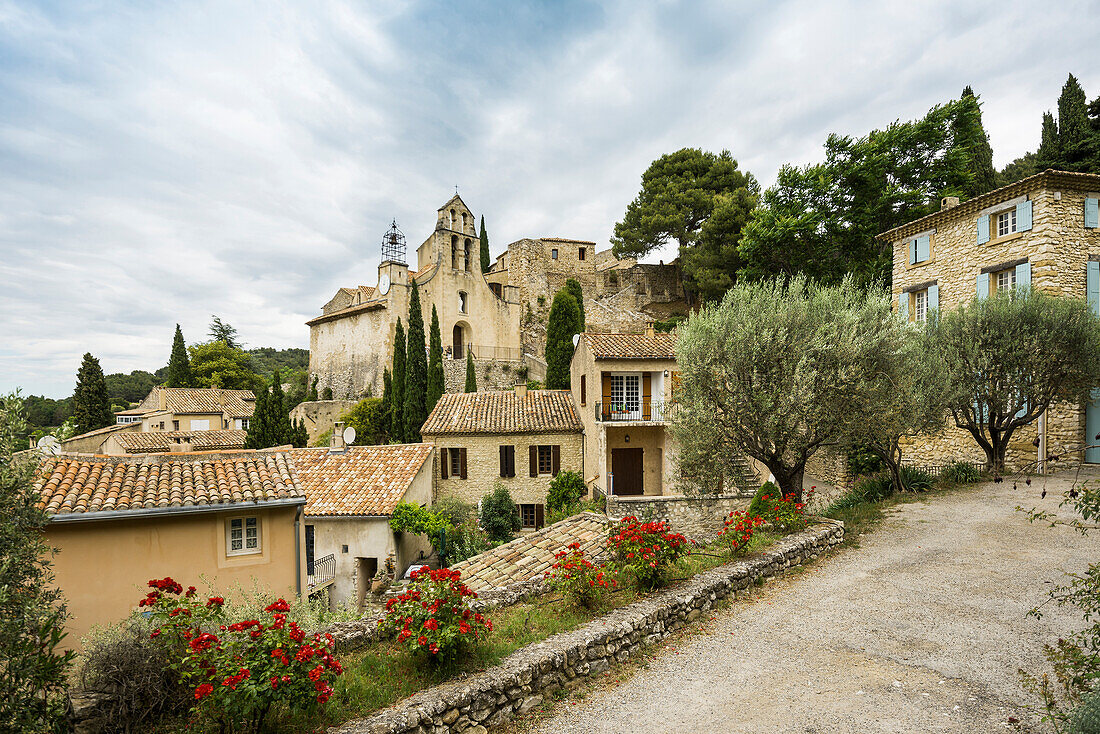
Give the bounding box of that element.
[499,445,516,478]
[1087,197,1099,229]
[529,445,561,477]
[440,448,467,479]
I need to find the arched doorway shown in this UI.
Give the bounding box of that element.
[452,324,465,360]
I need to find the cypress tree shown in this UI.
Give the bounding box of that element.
[1058,74,1090,167]
[404,281,428,443]
[292,417,308,448]
[427,305,445,415]
[245,385,269,449]
[380,368,393,442]
[564,278,586,333]
[544,291,581,389]
[1037,111,1061,170]
[269,369,293,444]
[72,353,112,433]
[479,215,491,273]
[465,350,477,392]
[165,324,193,388]
[307,375,319,401]
[391,319,406,441]
[955,87,996,197]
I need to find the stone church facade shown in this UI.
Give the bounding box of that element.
[307,194,686,399]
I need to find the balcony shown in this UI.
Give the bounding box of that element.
[307,553,336,594]
[596,400,674,423]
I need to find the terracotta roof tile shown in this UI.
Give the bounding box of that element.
[293,444,434,517]
[581,332,677,360]
[113,429,248,454]
[135,387,256,417]
[61,424,135,442]
[35,451,303,517]
[421,390,582,436]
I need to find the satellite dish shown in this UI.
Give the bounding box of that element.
[342,426,356,445]
[37,436,62,456]
[572,334,580,347]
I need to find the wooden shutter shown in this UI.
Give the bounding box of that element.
[915,235,930,262]
[897,292,908,320]
[499,445,507,478]
[642,373,652,419]
[580,375,586,405]
[1017,200,1033,231]
[1087,261,1099,315]
[976,273,990,300]
[977,215,990,244]
[909,239,917,265]
[529,445,538,477]
[1086,197,1099,229]
[927,284,939,313]
[506,445,515,477]
[459,448,467,480]
[440,448,449,479]
[1015,262,1032,291]
[535,504,545,529]
[671,371,681,396]
[601,372,612,419]
[551,445,561,476]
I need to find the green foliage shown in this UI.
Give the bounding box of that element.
[245,369,303,449]
[322,386,333,400]
[652,315,686,333]
[307,375,319,402]
[379,369,393,443]
[479,215,491,274]
[246,347,310,380]
[564,278,585,332]
[826,474,895,513]
[432,497,475,528]
[342,398,388,446]
[427,306,445,416]
[547,496,606,526]
[899,465,935,492]
[954,86,996,197]
[931,289,1100,472]
[479,483,520,542]
[380,568,491,661]
[105,370,157,405]
[747,482,783,522]
[1069,689,1100,734]
[388,501,448,536]
[464,350,477,393]
[404,281,428,443]
[21,395,73,435]
[1001,73,1100,182]
[0,392,74,732]
[939,461,982,485]
[544,289,581,389]
[544,544,615,610]
[208,315,242,349]
[73,352,112,433]
[546,470,586,513]
[606,516,690,591]
[391,319,406,439]
[189,340,263,391]
[165,323,194,388]
[846,445,884,477]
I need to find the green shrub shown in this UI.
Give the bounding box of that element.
[389,501,448,536]
[547,497,606,526]
[547,470,586,513]
[441,519,491,565]
[1069,689,1100,734]
[747,482,783,521]
[847,444,884,477]
[480,483,520,542]
[899,465,935,492]
[432,497,475,528]
[939,460,982,485]
[341,397,388,445]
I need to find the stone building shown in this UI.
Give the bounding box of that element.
[420,386,584,529]
[306,194,687,399]
[881,169,1100,470]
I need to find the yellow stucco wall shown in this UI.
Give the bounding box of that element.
[48,504,305,650]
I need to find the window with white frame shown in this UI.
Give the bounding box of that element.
[190,419,210,431]
[913,289,928,323]
[226,516,260,556]
[997,208,1017,238]
[995,268,1016,292]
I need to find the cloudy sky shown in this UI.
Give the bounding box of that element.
[1,1,1097,397]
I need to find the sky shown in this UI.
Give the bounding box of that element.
[1,0,1098,398]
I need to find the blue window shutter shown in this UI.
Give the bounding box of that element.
[1017,200,1033,231]
[916,235,930,262]
[1016,397,1028,420]
[977,215,990,244]
[898,292,908,320]
[927,284,939,312]
[909,239,917,265]
[1088,261,1100,315]
[1086,197,1099,229]
[1015,262,1031,291]
[976,272,990,300]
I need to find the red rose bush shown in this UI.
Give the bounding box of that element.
[543,542,616,609]
[716,510,766,554]
[379,567,491,661]
[606,516,690,590]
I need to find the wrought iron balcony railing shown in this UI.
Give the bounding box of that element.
[307,553,336,591]
[595,400,673,422]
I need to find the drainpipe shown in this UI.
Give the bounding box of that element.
[1038,410,1047,475]
[294,505,303,597]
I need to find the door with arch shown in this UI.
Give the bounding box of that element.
[452,324,465,360]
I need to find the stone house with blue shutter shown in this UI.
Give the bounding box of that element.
[881,169,1100,470]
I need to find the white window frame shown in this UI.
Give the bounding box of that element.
[913,289,928,323]
[609,373,643,419]
[996,209,1017,238]
[190,419,210,431]
[996,268,1016,292]
[226,516,261,556]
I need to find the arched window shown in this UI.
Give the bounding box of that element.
[463,239,472,272]
[450,209,455,228]
[451,235,458,269]
[461,212,467,230]
[458,291,468,314]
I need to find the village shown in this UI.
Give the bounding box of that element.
[4,5,1100,734]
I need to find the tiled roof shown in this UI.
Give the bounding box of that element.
[35,451,303,517]
[61,424,135,443]
[135,387,256,417]
[112,429,248,454]
[449,512,609,592]
[421,390,582,436]
[582,332,678,360]
[293,444,434,517]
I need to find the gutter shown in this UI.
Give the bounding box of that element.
[47,497,308,524]
[294,504,303,597]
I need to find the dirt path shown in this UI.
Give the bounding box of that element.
[518,472,1100,733]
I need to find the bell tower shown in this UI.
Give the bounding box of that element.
[378,220,408,300]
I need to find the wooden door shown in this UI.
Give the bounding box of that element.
[1087,390,1100,463]
[611,447,644,495]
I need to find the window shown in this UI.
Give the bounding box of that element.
[441,448,467,479]
[520,504,545,529]
[578,247,586,261]
[305,524,315,575]
[580,375,586,406]
[499,445,516,478]
[190,419,210,431]
[458,291,468,313]
[462,212,467,230]
[537,445,553,474]
[997,208,1017,238]
[450,208,455,228]
[609,374,641,414]
[449,449,463,478]
[451,235,458,268]
[995,268,1016,292]
[529,444,560,477]
[913,289,928,323]
[226,516,260,556]
[235,418,250,430]
[551,248,558,260]
[172,420,180,431]
[464,239,472,271]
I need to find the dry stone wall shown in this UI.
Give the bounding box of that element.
[441,358,524,394]
[328,520,844,734]
[605,493,753,541]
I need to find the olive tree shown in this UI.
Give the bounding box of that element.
[673,275,899,503]
[930,288,1100,474]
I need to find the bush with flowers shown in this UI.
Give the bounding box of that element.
[543,542,616,609]
[770,492,809,533]
[139,577,343,732]
[379,567,491,661]
[606,516,690,590]
[716,510,765,554]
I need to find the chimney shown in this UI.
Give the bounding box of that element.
[330,421,346,454]
[644,321,656,338]
[941,196,960,211]
[514,380,527,400]
[158,388,167,410]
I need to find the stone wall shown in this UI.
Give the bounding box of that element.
[605,493,752,541]
[289,400,358,444]
[329,520,844,734]
[441,358,525,394]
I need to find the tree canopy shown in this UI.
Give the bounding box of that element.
[544,290,581,389]
[479,215,491,274]
[188,341,263,391]
[208,315,243,349]
[464,350,477,393]
[165,324,194,388]
[72,353,112,433]
[1001,73,1100,183]
[403,280,428,443]
[391,319,406,440]
[245,368,307,449]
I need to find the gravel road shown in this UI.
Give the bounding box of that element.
[518,471,1100,734]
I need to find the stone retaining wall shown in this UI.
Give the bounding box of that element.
[329,520,844,734]
[605,493,753,541]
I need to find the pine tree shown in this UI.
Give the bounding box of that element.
[1036,111,1061,170]
[465,350,477,392]
[165,324,193,388]
[427,305,445,415]
[479,215,491,273]
[564,278,586,333]
[955,87,996,197]
[1058,74,1091,168]
[72,353,112,433]
[380,368,393,443]
[544,291,581,389]
[391,319,406,441]
[404,281,428,443]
